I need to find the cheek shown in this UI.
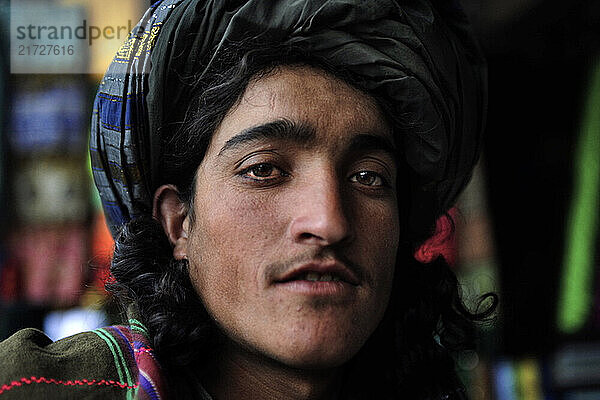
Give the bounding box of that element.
[354,199,399,302]
[355,198,400,257]
[186,187,285,320]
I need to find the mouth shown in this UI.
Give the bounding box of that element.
[289,272,343,282]
[273,260,361,289]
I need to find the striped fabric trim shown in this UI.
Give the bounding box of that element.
[92,323,167,400]
[138,370,161,400]
[129,319,149,336]
[92,328,136,400]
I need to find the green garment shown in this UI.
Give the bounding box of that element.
[0,328,130,399]
[0,323,210,399]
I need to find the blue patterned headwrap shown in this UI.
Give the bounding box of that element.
[90,0,487,238]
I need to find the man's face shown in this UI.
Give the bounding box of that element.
[181,65,400,369]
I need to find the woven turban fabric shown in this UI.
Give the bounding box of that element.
[90,0,487,238]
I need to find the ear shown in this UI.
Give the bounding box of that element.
[153,184,189,260]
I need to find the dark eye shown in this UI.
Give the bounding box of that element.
[250,163,274,177]
[350,171,385,187]
[241,163,287,181]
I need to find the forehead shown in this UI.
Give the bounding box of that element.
[209,65,392,152]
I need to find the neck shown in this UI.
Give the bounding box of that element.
[202,341,344,400]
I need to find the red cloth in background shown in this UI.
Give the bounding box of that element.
[0,258,20,302]
[414,208,458,267]
[12,225,87,307]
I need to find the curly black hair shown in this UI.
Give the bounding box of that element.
[107,41,497,399]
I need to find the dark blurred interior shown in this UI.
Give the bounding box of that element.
[466,0,600,353]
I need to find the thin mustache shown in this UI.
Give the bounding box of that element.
[264,250,363,283]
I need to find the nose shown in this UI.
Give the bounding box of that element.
[288,171,352,246]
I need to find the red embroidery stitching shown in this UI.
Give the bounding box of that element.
[0,376,138,395]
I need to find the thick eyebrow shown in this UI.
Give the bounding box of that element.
[218,119,316,156]
[347,133,397,160]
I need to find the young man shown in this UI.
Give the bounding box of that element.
[0,1,492,398]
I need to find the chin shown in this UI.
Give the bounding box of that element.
[275,349,356,370]
[269,330,367,370]
[259,310,382,369]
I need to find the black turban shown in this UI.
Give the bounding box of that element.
[90,0,487,238]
